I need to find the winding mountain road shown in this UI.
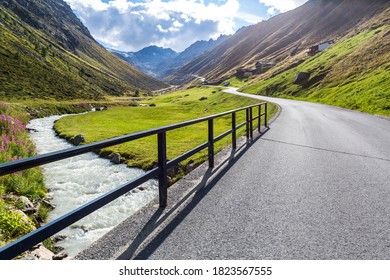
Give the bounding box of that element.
[138,88,390,259]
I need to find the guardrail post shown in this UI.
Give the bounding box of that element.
[258,104,261,133]
[246,108,250,140]
[208,119,214,168]
[158,132,168,208]
[249,107,253,139]
[232,112,236,149]
[265,103,268,127]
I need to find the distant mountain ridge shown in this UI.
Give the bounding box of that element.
[0,0,166,101]
[110,45,178,77]
[109,35,229,80]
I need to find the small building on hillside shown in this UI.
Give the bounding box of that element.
[236,67,253,78]
[236,61,275,78]
[307,40,334,56]
[255,61,275,69]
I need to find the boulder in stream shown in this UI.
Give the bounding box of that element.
[74,134,85,146]
[111,153,121,164]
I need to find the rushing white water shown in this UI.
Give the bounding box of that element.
[27,115,158,258]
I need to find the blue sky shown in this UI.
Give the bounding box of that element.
[65,0,308,52]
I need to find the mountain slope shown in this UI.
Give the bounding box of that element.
[0,0,167,101]
[161,35,229,79]
[171,0,389,84]
[241,8,390,116]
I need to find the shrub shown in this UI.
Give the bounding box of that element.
[0,201,35,239]
[0,184,6,196]
[0,114,36,159]
[0,102,11,115]
[0,114,46,199]
[128,101,139,107]
[38,204,50,221]
[77,103,92,111]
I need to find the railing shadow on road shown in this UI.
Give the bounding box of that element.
[116,127,270,260]
[0,102,268,259]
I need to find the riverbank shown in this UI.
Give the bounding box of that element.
[0,101,93,258]
[0,102,48,250]
[1,87,277,258]
[25,116,159,259]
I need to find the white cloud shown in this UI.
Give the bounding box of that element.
[259,0,308,13]
[65,0,241,52]
[236,11,263,25]
[267,7,276,16]
[157,24,168,33]
[66,0,108,11]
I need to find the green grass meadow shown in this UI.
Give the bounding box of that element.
[55,87,277,172]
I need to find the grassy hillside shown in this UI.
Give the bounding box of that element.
[54,87,277,173]
[170,0,389,84]
[241,22,390,116]
[0,1,166,102]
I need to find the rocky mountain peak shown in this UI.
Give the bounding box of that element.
[2,0,94,53]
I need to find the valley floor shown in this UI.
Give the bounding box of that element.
[54,87,278,172]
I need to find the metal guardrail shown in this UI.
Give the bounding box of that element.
[0,102,268,259]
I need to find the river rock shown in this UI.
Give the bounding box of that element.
[81,225,91,233]
[26,108,39,117]
[168,164,180,178]
[54,246,65,254]
[70,224,90,233]
[111,153,121,164]
[27,128,39,133]
[293,72,310,84]
[53,235,67,242]
[15,210,33,224]
[53,251,68,260]
[96,106,108,111]
[186,163,196,173]
[23,207,38,215]
[27,244,54,260]
[42,199,56,209]
[17,196,34,209]
[20,254,38,260]
[34,215,43,225]
[74,134,85,146]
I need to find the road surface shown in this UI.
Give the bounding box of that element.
[135,88,390,259]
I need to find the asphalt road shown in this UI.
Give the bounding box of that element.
[138,88,390,259]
